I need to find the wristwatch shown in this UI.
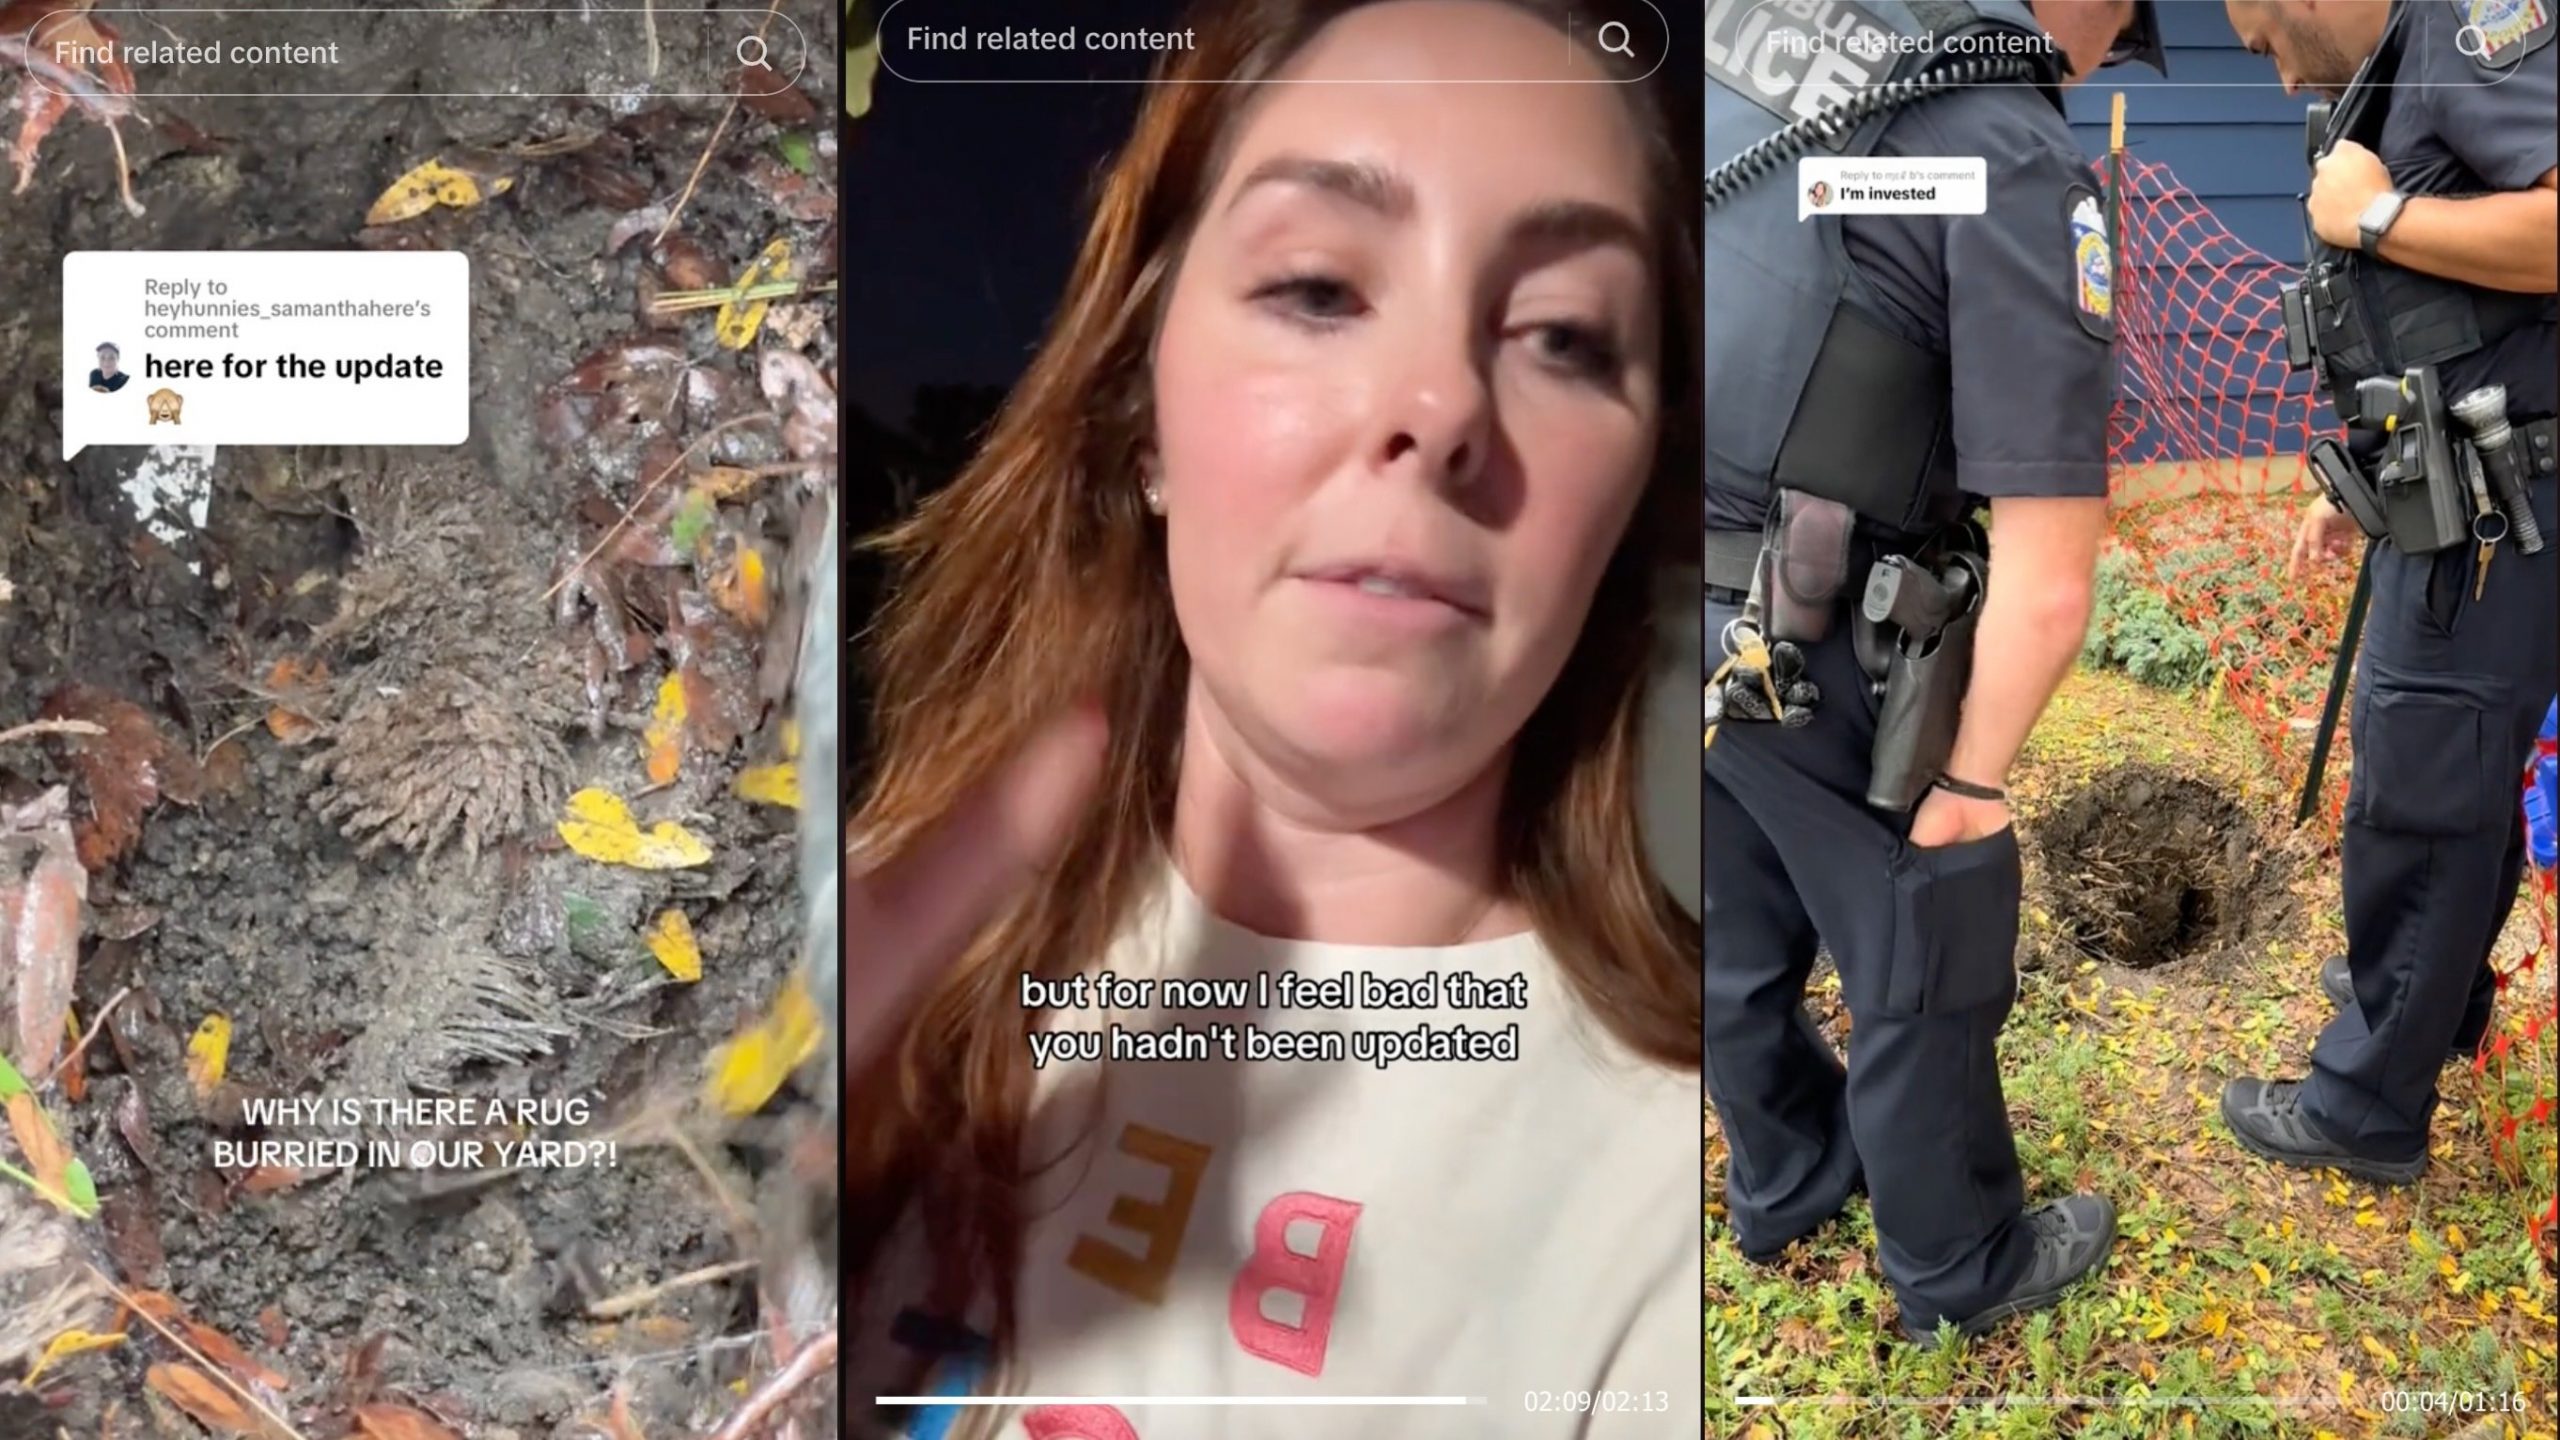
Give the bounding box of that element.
[2356,190,2408,257]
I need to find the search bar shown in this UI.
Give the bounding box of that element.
[14,7,811,99]
[876,0,1666,84]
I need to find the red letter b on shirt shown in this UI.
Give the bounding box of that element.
[1228,1191,1361,1376]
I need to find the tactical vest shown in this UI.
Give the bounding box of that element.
[2304,0,2558,414]
[1704,0,2065,535]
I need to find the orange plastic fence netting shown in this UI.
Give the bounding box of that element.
[2100,153,2557,1264]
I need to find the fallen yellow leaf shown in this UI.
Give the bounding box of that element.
[644,675,686,786]
[2358,1334,2392,1364]
[24,1327,121,1384]
[735,761,799,810]
[2445,1223,2467,1251]
[365,157,510,226]
[187,1014,231,1099]
[557,788,712,870]
[2250,1260,2273,1288]
[2198,1309,2228,1338]
[704,975,820,1116]
[710,546,771,628]
[647,909,702,983]
[714,238,793,350]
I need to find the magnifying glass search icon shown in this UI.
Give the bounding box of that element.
[737,34,772,69]
[1596,20,1634,57]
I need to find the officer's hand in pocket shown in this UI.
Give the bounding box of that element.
[1907,784,2013,849]
[846,700,1110,1086]
[2289,495,2362,580]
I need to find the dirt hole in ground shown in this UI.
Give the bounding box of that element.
[2031,763,2270,970]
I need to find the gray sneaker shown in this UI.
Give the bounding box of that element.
[1898,1194,2116,1347]
[2220,1076,2426,1185]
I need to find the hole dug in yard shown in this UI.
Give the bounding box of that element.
[2030,763,2280,971]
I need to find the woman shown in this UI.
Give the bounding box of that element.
[849,2,1701,1435]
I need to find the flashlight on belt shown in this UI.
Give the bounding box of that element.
[2451,385,2546,556]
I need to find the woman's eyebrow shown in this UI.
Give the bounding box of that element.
[1226,154,1648,266]
[1226,155,1413,220]
[1505,197,1647,265]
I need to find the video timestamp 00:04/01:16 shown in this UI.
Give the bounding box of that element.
[1519,1392,1676,1414]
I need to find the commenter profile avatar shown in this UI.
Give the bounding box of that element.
[89,341,128,392]
[1807,180,1833,209]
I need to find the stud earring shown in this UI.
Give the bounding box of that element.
[1143,480,1164,514]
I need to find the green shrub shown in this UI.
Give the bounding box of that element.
[2079,549,2213,691]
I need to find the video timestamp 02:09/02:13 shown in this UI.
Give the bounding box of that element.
[1519,1392,1677,1414]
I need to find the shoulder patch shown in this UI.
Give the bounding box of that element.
[2065,185,2114,342]
[2460,0,2554,68]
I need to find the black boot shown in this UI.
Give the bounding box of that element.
[2220,1077,2427,1185]
[1898,1194,2116,1346]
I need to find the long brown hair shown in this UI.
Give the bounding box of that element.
[850,0,1702,1376]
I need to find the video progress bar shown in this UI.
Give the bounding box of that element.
[875,1397,1487,1407]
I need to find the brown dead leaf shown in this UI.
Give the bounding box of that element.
[339,1333,388,1408]
[0,2,143,215]
[40,685,201,870]
[262,657,329,745]
[200,738,250,797]
[240,1165,310,1195]
[692,465,762,501]
[180,1319,288,1391]
[354,1403,463,1440]
[655,234,722,292]
[144,1364,255,1434]
[2,786,87,1075]
[63,1012,88,1102]
[757,350,837,461]
[256,1307,287,1353]
[670,592,758,757]
[119,1289,183,1328]
[95,903,163,941]
[100,1188,171,1287]
[5,1090,74,1194]
[115,1076,160,1171]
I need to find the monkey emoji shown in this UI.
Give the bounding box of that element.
[146,388,183,424]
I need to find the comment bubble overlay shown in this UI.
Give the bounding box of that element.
[1797,156,1990,221]
[62,250,470,457]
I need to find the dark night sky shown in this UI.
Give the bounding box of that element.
[846,0,1699,432]
[845,1,1180,425]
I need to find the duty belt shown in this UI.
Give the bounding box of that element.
[1704,528,1760,599]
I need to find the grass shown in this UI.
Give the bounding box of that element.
[1707,667,2560,1440]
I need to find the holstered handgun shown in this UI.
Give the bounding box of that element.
[2356,366,2471,555]
[1863,550,1985,813]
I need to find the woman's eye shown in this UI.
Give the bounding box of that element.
[1254,274,1365,324]
[1523,321,1622,382]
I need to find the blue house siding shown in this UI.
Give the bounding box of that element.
[2062,3,2324,460]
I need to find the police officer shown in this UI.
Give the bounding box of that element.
[1702,0,2163,1344]
[2218,0,2558,1183]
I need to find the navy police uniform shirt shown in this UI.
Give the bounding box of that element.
[2376,0,2559,417]
[1703,84,2118,532]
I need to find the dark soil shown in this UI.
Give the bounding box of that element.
[1,6,836,1437]
[2027,763,2283,971]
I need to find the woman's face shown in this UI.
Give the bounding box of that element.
[1150,0,1662,821]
